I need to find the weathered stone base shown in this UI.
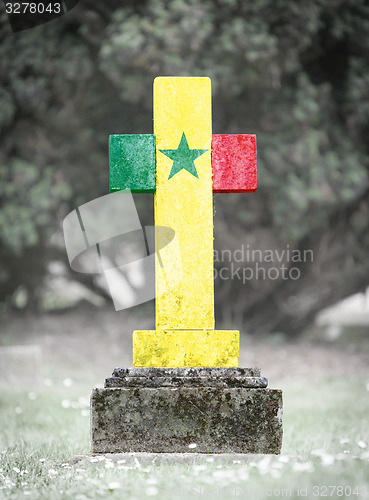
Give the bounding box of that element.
[91,368,283,454]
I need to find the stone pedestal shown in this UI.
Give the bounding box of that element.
[91,368,283,454]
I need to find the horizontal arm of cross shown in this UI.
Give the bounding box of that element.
[109,134,257,194]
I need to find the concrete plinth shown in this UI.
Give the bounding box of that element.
[91,368,283,454]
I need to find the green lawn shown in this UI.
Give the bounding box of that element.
[1,377,368,499]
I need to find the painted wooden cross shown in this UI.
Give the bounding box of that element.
[109,77,257,367]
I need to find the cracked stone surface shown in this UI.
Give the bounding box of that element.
[105,375,268,388]
[112,367,261,377]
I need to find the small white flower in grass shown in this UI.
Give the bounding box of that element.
[15,407,22,414]
[61,400,70,409]
[63,378,73,387]
[311,449,325,457]
[90,458,99,463]
[339,438,349,444]
[27,392,37,400]
[21,482,27,486]
[271,468,281,479]
[105,462,114,469]
[193,465,207,472]
[108,482,121,491]
[335,453,349,460]
[213,469,239,481]
[117,459,126,464]
[48,469,57,477]
[146,477,158,485]
[272,461,283,470]
[24,491,31,496]
[39,459,46,463]
[206,457,214,463]
[321,454,335,466]
[13,467,20,473]
[146,486,159,496]
[292,462,314,472]
[238,467,249,481]
[78,396,89,407]
[358,440,367,449]
[212,469,226,478]
[277,455,290,463]
[188,443,197,449]
[256,455,272,473]
[81,410,89,417]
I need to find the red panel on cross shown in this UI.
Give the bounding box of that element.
[211,134,257,193]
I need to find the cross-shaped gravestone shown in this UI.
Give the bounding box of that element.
[109,77,257,367]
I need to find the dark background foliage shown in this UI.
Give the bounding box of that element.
[1,0,369,335]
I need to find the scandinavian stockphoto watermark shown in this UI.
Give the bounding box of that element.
[63,190,182,311]
[214,244,313,283]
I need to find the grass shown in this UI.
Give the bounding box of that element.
[0,377,369,499]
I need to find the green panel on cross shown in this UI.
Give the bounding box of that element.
[109,134,156,193]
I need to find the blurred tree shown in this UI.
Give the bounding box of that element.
[0,0,368,333]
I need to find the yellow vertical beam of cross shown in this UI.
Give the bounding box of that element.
[154,77,214,329]
[133,77,239,367]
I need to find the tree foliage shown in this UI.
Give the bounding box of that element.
[1,0,369,333]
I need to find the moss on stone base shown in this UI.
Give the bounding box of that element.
[91,386,283,454]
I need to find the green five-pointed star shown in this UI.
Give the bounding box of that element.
[159,132,208,180]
